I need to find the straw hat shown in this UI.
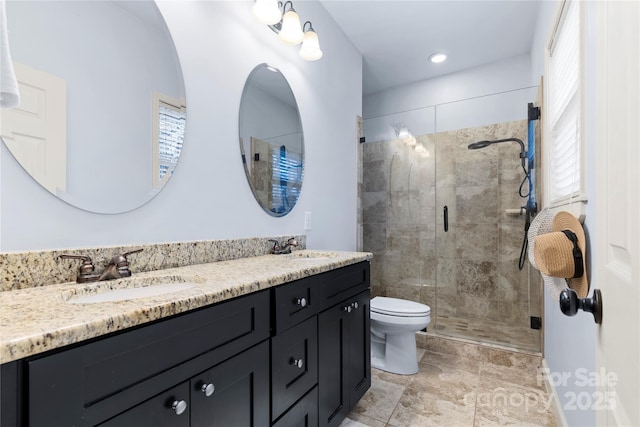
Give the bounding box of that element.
[531,211,588,298]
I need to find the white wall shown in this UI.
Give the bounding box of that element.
[363,54,537,140]
[532,2,597,426]
[0,1,362,252]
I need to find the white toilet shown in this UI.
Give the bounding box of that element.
[370,296,431,375]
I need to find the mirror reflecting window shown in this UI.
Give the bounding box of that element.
[239,64,304,217]
[1,0,186,213]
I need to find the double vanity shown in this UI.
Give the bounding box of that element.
[0,250,371,427]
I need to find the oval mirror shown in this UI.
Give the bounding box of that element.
[1,0,186,213]
[239,64,304,217]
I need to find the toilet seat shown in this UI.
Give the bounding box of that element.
[370,296,430,318]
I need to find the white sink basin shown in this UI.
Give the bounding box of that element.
[64,276,202,304]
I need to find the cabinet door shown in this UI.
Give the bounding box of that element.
[98,382,190,427]
[318,301,350,427]
[190,340,269,427]
[318,290,371,427]
[348,290,371,406]
[272,386,318,427]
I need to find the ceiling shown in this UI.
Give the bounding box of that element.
[320,0,542,95]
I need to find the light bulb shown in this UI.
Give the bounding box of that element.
[252,0,282,25]
[279,10,304,45]
[299,29,323,61]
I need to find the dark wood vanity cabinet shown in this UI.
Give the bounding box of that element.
[0,260,370,427]
[318,290,371,427]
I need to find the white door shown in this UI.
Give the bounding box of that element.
[594,1,640,425]
[0,62,66,194]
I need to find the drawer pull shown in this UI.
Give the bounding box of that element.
[200,383,215,397]
[351,302,359,310]
[296,297,307,307]
[291,358,304,369]
[171,399,188,415]
[343,305,352,313]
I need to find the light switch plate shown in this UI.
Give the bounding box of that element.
[304,211,312,230]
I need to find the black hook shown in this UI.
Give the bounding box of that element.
[559,288,603,324]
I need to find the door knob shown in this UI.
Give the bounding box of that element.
[559,288,602,324]
[200,383,215,397]
[171,399,187,415]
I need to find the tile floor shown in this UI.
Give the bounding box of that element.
[435,315,541,353]
[340,346,557,426]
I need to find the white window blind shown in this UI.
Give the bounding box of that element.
[547,0,581,203]
[158,100,186,181]
[271,145,303,214]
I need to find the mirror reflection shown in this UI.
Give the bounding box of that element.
[239,64,304,217]
[1,0,186,213]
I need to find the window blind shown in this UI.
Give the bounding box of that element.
[158,101,186,181]
[271,145,302,214]
[547,0,581,203]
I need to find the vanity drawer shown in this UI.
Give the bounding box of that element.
[27,290,270,427]
[273,275,320,333]
[319,261,370,310]
[271,316,318,421]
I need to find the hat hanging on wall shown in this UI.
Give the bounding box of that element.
[528,209,602,324]
[528,209,563,300]
[536,211,588,298]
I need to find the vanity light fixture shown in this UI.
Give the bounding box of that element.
[299,22,323,61]
[252,0,282,25]
[429,52,447,63]
[253,0,323,61]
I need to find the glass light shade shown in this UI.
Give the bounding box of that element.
[279,10,304,45]
[299,30,323,61]
[252,0,282,25]
[415,142,427,153]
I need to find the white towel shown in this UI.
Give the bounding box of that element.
[0,0,20,108]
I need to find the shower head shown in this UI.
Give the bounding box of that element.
[468,137,526,164]
[467,140,494,150]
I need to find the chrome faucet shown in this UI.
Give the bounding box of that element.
[268,238,298,255]
[59,249,143,283]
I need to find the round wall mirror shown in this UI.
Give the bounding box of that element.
[239,64,304,217]
[1,0,186,213]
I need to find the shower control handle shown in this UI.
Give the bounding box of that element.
[443,206,449,232]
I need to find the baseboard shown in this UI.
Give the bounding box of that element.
[542,358,569,427]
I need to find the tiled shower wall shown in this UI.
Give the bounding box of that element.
[362,120,537,346]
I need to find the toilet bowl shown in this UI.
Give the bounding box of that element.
[370,296,431,375]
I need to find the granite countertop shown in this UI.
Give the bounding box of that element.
[0,250,371,364]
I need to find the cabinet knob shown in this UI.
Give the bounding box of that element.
[351,302,359,310]
[343,305,352,313]
[296,297,307,307]
[291,358,304,369]
[200,383,215,397]
[171,400,187,415]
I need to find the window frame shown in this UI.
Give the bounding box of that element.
[543,0,587,212]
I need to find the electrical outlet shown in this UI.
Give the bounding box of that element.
[304,211,312,230]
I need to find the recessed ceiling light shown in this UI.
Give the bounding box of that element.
[429,53,447,64]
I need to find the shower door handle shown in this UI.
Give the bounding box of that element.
[443,206,449,232]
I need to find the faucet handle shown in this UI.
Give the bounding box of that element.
[268,239,281,252]
[110,248,143,278]
[58,254,99,283]
[286,237,298,247]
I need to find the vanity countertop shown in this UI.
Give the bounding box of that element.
[0,250,371,364]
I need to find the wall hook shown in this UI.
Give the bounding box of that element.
[559,288,603,324]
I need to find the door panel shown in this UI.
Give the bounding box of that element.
[0,62,66,194]
[594,1,640,425]
[190,341,269,427]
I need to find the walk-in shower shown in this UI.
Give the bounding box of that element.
[360,118,542,353]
